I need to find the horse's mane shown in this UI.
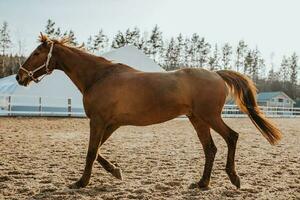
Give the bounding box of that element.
[38,33,85,51]
[38,33,136,71]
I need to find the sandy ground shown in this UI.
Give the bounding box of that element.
[0,117,299,200]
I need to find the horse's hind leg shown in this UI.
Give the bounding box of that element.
[97,155,122,180]
[208,117,240,188]
[96,125,123,180]
[188,115,217,189]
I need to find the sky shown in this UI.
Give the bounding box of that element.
[0,0,300,71]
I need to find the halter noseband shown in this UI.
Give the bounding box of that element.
[19,42,54,83]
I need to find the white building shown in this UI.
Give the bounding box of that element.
[257,91,296,108]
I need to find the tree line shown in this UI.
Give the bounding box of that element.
[0,19,299,100]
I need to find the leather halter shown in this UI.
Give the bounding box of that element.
[19,42,54,83]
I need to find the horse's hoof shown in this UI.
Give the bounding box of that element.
[188,182,198,189]
[229,175,241,189]
[68,179,86,189]
[112,167,123,180]
[69,182,81,189]
[233,176,241,189]
[198,180,210,190]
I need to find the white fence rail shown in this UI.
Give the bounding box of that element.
[0,94,300,118]
[0,94,85,117]
[222,104,300,118]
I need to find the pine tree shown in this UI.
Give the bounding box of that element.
[176,33,185,67]
[243,48,265,82]
[54,27,62,38]
[280,56,290,82]
[189,33,200,67]
[147,25,163,62]
[0,21,11,56]
[86,36,93,52]
[258,55,266,79]
[92,30,108,54]
[45,19,65,39]
[67,30,78,46]
[221,43,232,69]
[268,67,276,81]
[111,31,126,49]
[208,44,220,71]
[235,40,247,72]
[136,32,147,51]
[183,37,192,67]
[124,27,141,47]
[164,37,180,70]
[267,67,281,92]
[62,31,68,37]
[250,48,261,82]
[132,27,141,47]
[197,37,211,68]
[135,31,150,55]
[244,50,253,75]
[0,21,11,76]
[45,19,56,37]
[289,53,298,99]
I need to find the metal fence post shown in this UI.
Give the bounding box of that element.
[68,98,72,117]
[8,96,11,116]
[39,97,42,116]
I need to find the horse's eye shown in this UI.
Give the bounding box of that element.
[34,52,40,56]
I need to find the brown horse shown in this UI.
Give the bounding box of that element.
[16,34,282,189]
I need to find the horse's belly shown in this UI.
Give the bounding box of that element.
[116,103,190,126]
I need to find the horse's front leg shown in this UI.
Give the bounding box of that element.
[96,125,123,180]
[70,117,105,189]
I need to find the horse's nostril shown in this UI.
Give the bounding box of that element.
[16,75,19,81]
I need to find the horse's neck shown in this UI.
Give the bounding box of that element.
[54,45,109,94]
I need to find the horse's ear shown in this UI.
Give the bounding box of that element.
[39,32,48,44]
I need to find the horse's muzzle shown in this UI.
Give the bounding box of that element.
[16,74,30,86]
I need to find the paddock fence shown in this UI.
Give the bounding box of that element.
[0,94,85,117]
[0,94,299,118]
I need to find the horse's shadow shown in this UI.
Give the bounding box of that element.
[31,181,220,200]
[31,183,118,199]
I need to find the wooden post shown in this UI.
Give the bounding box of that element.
[68,98,72,117]
[39,97,42,116]
[8,96,11,116]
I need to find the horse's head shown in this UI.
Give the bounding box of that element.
[16,33,56,86]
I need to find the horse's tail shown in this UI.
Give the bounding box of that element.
[216,70,282,145]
